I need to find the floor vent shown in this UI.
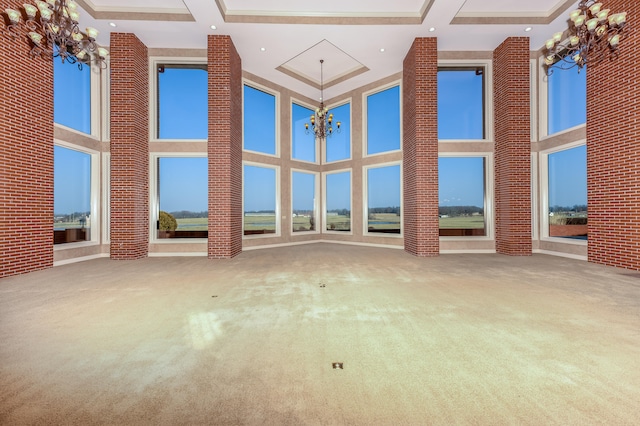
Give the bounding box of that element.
[332,362,343,369]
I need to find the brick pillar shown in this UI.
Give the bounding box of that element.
[587,1,639,270]
[109,33,149,259]
[0,0,54,277]
[403,38,439,257]
[208,35,242,258]
[493,37,532,256]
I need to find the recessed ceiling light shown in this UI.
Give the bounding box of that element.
[109,22,117,27]
[210,25,217,30]
[429,27,436,32]
[380,48,385,53]
[525,27,533,32]
[260,47,266,52]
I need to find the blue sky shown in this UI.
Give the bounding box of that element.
[292,171,315,211]
[54,64,588,216]
[326,172,350,211]
[54,146,91,215]
[439,157,484,208]
[158,67,208,139]
[548,145,587,207]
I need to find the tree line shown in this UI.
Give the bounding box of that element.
[438,206,483,216]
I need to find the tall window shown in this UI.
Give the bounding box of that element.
[244,164,278,236]
[292,102,316,162]
[244,85,277,155]
[292,171,318,233]
[547,66,586,135]
[156,157,208,239]
[365,164,401,235]
[325,171,351,232]
[54,55,91,134]
[438,68,485,140]
[325,102,351,163]
[547,145,587,240]
[54,145,92,244]
[366,85,401,155]
[439,157,486,236]
[157,64,207,139]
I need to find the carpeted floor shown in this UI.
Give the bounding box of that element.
[1,243,639,425]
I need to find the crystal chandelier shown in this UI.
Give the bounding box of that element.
[305,59,340,140]
[543,1,627,75]
[3,0,108,68]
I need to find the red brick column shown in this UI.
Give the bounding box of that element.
[403,38,439,257]
[208,35,242,258]
[109,33,149,259]
[587,0,639,270]
[493,37,532,255]
[0,0,54,277]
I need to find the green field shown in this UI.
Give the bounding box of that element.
[175,217,208,231]
[326,214,350,231]
[439,215,485,229]
[58,215,485,232]
[54,219,91,229]
[367,213,400,231]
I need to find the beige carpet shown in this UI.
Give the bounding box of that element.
[1,244,639,425]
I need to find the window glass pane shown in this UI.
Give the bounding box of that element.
[326,103,350,162]
[325,171,351,232]
[548,145,587,239]
[244,165,277,235]
[438,69,484,139]
[292,103,316,162]
[157,65,208,139]
[244,85,277,155]
[366,165,401,234]
[548,66,586,134]
[292,171,316,232]
[54,146,91,244]
[54,57,91,134]
[157,157,208,239]
[366,86,401,155]
[438,157,486,236]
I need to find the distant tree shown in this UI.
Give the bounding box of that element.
[159,211,178,231]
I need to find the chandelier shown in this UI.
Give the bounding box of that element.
[543,1,627,75]
[305,59,340,140]
[3,0,108,68]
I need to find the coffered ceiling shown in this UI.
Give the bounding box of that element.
[75,0,579,100]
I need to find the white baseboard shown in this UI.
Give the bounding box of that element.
[534,249,587,261]
[54,253,109,267]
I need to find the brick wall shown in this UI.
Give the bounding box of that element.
[403,38,440,257]
[109,33,149,259]
[0,0,54,278]
[493,37,532,255]
[208,35,243,258]
[587,0,640,270]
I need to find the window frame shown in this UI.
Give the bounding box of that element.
[437,153,494,241]
[290,97,319,164]
[242,161,281,239]
[53,60,102,139]
[149,153,208,243]
[362,81,403,158]
[538,55,587,139]
[437,59,493,143]
[322,168,353,235]
[539,140,588,245]
[149,57,208,143]
[102,152,110,244]
[362,161,403,238]
[322,98,352,164]
[53,140,100,249]
[243,79,280,158]
[291,168,320,235]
